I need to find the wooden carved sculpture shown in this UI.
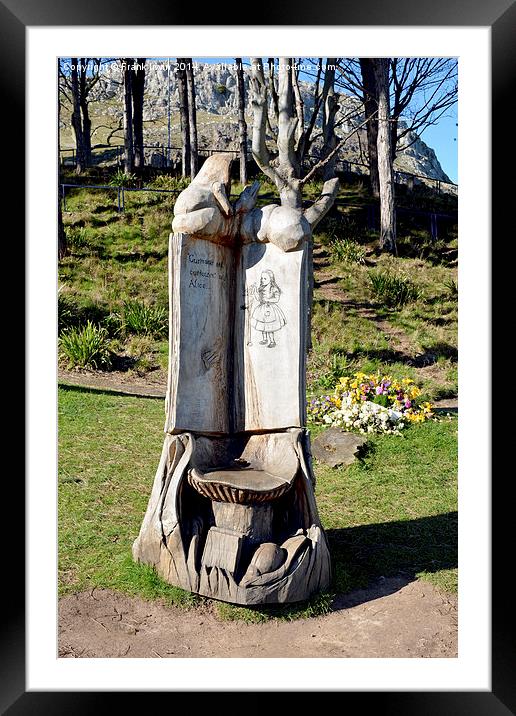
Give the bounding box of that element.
[134,59,338,604]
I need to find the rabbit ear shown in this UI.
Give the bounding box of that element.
[304,178,340,229]
[212,181,232,218]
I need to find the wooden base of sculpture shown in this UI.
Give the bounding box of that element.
[133,428,331,604]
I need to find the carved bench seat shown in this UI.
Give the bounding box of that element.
[188,464,294,504]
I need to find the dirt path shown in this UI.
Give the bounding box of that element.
[59,367,167,398]
[59,577,457,658]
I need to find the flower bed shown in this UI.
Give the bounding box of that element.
[308,372,434,435]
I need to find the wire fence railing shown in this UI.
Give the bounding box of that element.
[60,183,180,213]
[60,180,457,241]
[59,143,458,195]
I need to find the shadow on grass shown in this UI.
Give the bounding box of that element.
[58,382,164,400]
[332,342,457,369]
[327,511,458,610]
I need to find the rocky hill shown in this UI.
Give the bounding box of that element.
[89,60,453,185]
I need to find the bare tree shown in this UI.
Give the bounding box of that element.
[372,58,396,254]
[359,58,380,197]
[59,58,102,173]
[389,57,457,159]
[122,58,134,174]
[132,58,146,171]
[69,58,87,173]
[175,59,190,178]
[235,58,248,185]
[185,59,198,179]
[320,58,339,181]
[336,57,457,162]
[58,59,67,261]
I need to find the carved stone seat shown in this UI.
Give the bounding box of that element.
[188,464,295,504]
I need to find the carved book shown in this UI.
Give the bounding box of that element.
[165,233,308,435]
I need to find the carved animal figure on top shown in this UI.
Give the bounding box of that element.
[172,154,235,241]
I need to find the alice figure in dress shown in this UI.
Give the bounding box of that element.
[250,269,287,348]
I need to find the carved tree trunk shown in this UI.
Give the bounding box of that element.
[132,58,146,171]
[276,57,302,207]
[291,62,305,149]
[123,58,134,175]
[133,59,339,606]
[70,58,86,174]
[373,58,396,254]
[185,59,198,179]
[176,59,190,178]
[235,58,247,185]
[250,57,340,357]
[359,58,380,199]
[267,58,279,124]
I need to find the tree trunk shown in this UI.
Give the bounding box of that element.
[123,58,134,175]
[70,58,86,174]
[373,59,396,254]
[176,59,190,178]
[132,58,146,171]
[235,58,248,185]
[185,59,198,179]
[58,66,67,261]
[58,197,67,260]
[321,58,338,181]
[79,59,92,167]
[390,115,399,163]
[359,58,380,199]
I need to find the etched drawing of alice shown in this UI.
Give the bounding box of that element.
[248,269,287,348]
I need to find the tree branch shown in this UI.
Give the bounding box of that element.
[300,111,376,186]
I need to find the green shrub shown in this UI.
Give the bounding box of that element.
[149,175,190,192]
[59,321,112,369]
[120,299,167,337]
[443,278,458,298]
[109,169,137,188]
[369,271,421,308]
[329,237,366,265]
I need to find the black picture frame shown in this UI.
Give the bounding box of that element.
[5,0,510,711]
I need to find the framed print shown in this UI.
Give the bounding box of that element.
[3,0,510,710]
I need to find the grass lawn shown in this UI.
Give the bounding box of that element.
[58,385,457,622]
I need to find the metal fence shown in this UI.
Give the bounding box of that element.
[60,181,457,241]
[60,183,181,213]
[59,144,458,195]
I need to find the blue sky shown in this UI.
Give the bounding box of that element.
[193,57,458,184]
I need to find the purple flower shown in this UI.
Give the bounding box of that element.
[404,399,412,408]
